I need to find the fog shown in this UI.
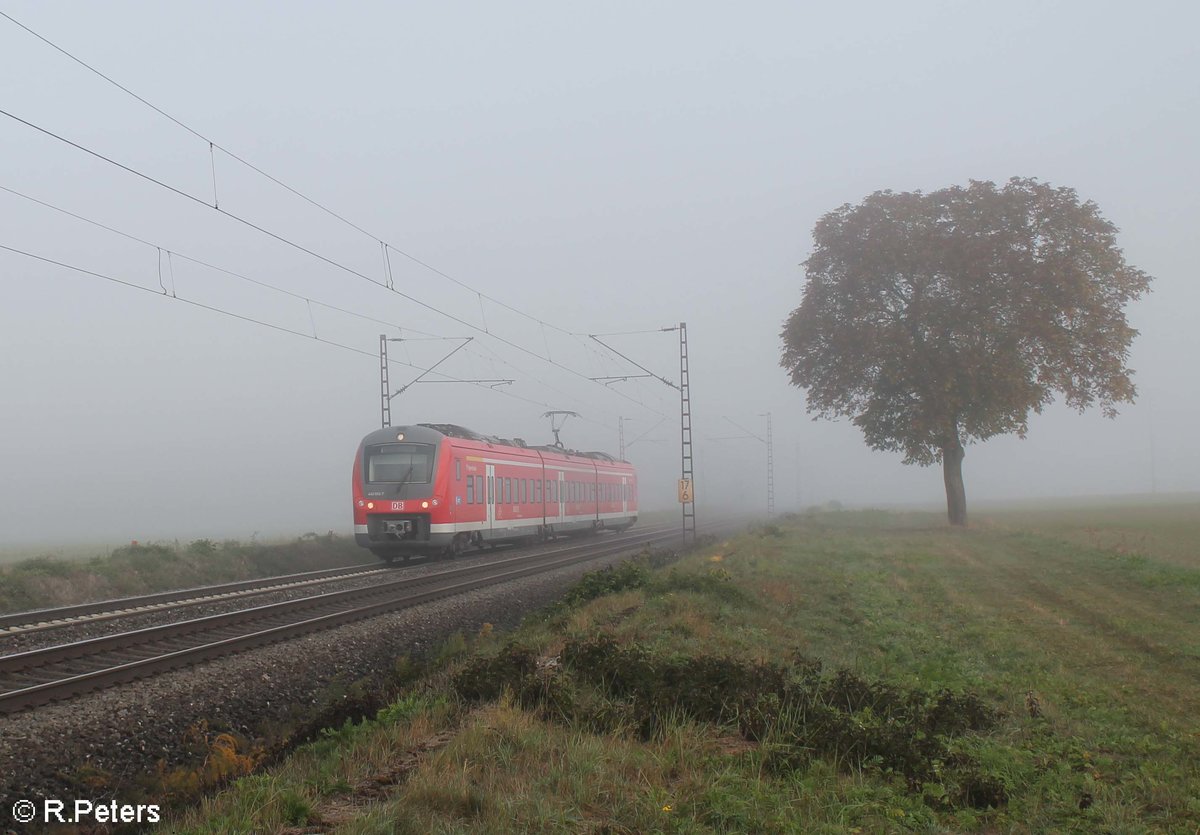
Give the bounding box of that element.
[1,2,1196,545]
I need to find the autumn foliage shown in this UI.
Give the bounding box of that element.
[781,178,1151,525]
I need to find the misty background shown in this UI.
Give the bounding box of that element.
[1,1,1196,545]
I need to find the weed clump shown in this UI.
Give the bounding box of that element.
[561,561,648,607]
[649,568,752,605]
[485,635,1009,811]
[451,642,539,702]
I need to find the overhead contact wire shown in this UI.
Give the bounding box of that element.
[0,107,667,419]
[0,242,563,412]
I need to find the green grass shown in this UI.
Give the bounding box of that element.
[165,502,1200,833]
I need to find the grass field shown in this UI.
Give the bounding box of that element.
[165,502,1200,833]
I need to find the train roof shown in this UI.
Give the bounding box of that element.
[417,424,623,463]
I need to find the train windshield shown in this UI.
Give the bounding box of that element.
[366,443,435,483]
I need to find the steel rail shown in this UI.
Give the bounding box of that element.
[0,524,673,637]
[0,523,713,713]
[0,562,387,633]
[0,525,674,675]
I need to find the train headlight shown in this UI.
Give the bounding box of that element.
[357,500,364,507]
[367,502,375,510]
[421,500,430,509]
[396,433,405,441]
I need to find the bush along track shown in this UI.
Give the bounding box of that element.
[167,513,1200,833]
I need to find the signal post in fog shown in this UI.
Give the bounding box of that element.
[590,322,696,546]
[711,412,775,520]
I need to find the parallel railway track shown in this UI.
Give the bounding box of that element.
[0,562,388,636]
[0,523,714,714]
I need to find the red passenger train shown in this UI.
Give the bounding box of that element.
[352,423,638,562]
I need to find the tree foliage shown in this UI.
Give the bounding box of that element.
[780,177,1151,522]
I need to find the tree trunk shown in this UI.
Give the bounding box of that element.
[942,442,967,526]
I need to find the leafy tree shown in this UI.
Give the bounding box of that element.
[780,178,1151,525]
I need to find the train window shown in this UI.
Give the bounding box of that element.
[365,443,434,483]
[466,477,474,504]
[487,476,493,504]
[522,479,528,503]
[535,479,541,503]
[455,459,461,481]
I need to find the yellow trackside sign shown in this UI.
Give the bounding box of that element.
[677,479,694,503]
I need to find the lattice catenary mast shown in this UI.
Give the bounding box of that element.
[679,322,696,544]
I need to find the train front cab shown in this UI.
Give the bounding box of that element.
[353,426,454,561]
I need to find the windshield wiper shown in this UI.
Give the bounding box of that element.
[395,463,415,495]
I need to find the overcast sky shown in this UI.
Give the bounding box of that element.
[2,1,1197,545]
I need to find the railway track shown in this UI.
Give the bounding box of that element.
[0,523,710,714]
[0,562,389,637]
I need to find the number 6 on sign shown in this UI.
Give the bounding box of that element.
[677,479,694,503]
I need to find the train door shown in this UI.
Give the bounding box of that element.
[486,463,496,533]
[621,475,628,514]
[558,471,566,519]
